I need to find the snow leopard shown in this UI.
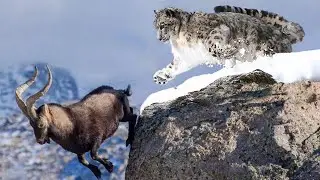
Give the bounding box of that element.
[152,5,305,84]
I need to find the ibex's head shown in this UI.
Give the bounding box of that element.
[15,65,53,145]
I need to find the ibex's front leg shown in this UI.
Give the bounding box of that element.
[77,154,102,179]
[91,142,114,173]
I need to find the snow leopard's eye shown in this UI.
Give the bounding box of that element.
[159,25,165,30]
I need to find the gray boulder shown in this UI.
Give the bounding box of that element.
[126,70,320,180]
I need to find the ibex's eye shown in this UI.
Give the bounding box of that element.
[37,122,45,128]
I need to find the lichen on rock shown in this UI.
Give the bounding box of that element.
[126,70,320,180]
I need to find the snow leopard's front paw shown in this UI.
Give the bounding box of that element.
[153,69,173,85]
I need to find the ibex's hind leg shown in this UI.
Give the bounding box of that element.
[126,114,137,147]
[120,107,138,146]
[77,154,102,179]
[90,143,114,173]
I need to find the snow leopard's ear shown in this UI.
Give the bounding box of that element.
[154,10,159,14]
[164,8,178,18]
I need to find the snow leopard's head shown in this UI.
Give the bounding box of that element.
[153,8,185,42]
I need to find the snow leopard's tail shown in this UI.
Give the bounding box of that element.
[214,5,305,44]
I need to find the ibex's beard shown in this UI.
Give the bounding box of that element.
[45,135,51,144]
[37,139,46,145]
[36,133,50,144]
[37,138,50,145]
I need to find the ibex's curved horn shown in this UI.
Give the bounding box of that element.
[15,66,39,119]
[26,65,53,121]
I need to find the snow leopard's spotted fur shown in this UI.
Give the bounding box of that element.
[152,6,305,84]
[214,5,305,44]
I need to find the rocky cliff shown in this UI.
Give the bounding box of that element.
[126,70,320,180]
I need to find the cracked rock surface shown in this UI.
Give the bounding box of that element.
[126,70,320,180]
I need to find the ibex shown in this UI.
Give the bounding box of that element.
[15,65,137,179]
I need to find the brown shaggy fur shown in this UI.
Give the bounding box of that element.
[16,66,137,179]
[37,85,137,179]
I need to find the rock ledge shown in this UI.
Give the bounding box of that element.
[126,70,320,180]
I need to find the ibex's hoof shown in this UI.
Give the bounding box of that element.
[94,172,102,180]
[102,159,114,173]
[88,164,102,179]
[106,162,114,173]
[126,139,133,147]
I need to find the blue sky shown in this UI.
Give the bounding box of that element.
[0,0,319,105]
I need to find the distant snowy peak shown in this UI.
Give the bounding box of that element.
[0,62,79,117]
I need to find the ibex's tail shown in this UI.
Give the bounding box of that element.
[214,5,305,44]
[124,84,132,96]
